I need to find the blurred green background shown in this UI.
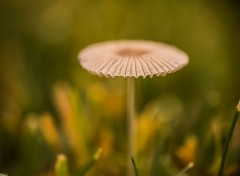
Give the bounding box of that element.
[0,0,240,175]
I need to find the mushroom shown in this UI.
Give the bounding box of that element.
[78,40,189,175]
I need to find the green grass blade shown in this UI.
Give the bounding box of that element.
[218,100,240,176]
[74,148,102,176]
[131,157,139,176]
[55,154,69,176]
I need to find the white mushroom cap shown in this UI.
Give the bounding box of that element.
[78,40,189,79]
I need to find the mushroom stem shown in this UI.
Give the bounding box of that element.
[127,77,136,175]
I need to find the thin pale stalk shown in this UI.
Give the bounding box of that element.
[175,162,194,176]
[127,77,135,176]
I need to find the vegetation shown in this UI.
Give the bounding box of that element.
[0,0,240,175]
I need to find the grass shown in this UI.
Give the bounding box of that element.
[1,83,239,175]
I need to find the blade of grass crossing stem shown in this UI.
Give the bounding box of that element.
[218,100,240,176]
[131,157,139,176]
[55,154,69,176]
[74,148,102,176]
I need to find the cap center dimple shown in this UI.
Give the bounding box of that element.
[116,48,148,57]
